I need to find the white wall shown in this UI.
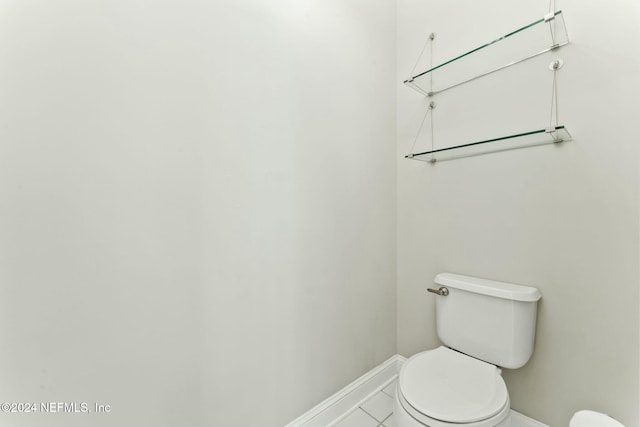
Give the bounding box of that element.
[397,1,640,426]
[0,1,397,426]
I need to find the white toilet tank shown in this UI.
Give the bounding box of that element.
[433,273,542,369]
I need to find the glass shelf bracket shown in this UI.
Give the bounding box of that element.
[405,126,572,163]
[404,11,569,97]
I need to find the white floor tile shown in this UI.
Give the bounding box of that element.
[381,413,397,427]
[382,380,397,398]
[360,391,394,422]
[334,408,379,427]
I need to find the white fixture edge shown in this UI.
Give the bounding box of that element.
[284,354,550,427]
[284,354,405,427]
[510,410,550,427]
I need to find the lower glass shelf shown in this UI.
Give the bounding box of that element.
[406,126,572,163]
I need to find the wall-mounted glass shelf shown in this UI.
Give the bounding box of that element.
[405,11,569,96]
[406,126,572,162]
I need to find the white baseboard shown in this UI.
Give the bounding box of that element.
[285,354,549,427]
[284,354,405,427]
[510,410,550,427]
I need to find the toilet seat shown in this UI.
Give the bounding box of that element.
[398,346,509,425]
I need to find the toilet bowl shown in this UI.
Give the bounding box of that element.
[570,410,624,427]
[395,273,542,427]
[393,347,511,427]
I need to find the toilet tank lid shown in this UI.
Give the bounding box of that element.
[435,273,541,302]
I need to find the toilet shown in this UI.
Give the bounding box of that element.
[394,273,542,427]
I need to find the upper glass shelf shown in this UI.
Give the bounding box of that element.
[406,126,572,162]
[405,11,569,96]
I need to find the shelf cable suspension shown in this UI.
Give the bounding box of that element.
[546,0,558,47]
[407,33,437,162]
[404,10,571,163]
[547,58,564,142]
[404,10,569,97]
[406,57,570,161]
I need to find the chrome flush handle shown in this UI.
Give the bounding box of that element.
[427,286,449,296]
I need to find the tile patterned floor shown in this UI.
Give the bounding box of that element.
[334,378,397,427]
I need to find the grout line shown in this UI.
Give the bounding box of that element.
[381,389,393,398]
[378,412,393,427]
[380,379,396,399]
[332,375,398,426]
[325,374,399,427]
[377,375,399,394]
[292,357,403,427]
[359,406,384,423]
